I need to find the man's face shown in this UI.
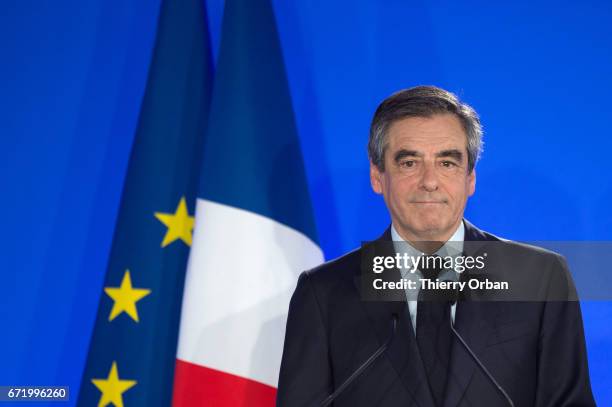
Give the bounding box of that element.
[370,113,476,242]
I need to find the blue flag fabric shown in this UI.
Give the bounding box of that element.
[77,0,213,405]
[199,0,318,243]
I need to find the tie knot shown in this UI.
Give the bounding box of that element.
[419,255,443,280]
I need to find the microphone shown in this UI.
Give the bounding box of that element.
[320,313,398,407]
[448,292,515,407]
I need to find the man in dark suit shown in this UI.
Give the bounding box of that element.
[277,86,596,406]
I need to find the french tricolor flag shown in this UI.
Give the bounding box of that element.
[172,0,324,405]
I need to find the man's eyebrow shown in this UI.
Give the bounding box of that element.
[436,149,464,161]
[394,150,421,162]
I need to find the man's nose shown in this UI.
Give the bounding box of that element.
[420,161,438,191]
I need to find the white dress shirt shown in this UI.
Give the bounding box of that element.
[391,221,465,335]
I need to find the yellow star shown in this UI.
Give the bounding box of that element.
[154,196,195,247]
[91,361,136,407]
[104,270,151,322]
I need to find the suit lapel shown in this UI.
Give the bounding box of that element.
[359,296,438,407]
[355,229,437,407]
[443,220,497,407]
[443,301,492,407]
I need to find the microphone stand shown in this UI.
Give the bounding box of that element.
[320,314,398,407]
[449,298,515,407]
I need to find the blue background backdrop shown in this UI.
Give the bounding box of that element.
[1,0,610,404]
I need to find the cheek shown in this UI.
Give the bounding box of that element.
[450,174,473,194]
[389,179,416,202]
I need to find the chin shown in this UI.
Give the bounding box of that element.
[406,221,445,240]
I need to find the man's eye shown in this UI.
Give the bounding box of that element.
[441,161,457,167]
[400,161,415,168]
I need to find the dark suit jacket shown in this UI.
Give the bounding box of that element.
[277,221,596,407]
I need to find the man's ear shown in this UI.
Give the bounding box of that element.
[370,162,383,194]
[467,168,476,197]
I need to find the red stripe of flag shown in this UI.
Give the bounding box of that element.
[172,359,277,406]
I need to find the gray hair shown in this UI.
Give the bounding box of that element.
[368,85,483,173]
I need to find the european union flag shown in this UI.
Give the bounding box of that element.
[77,0,213,405]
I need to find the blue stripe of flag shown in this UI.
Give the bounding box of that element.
[198,0,318,245]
